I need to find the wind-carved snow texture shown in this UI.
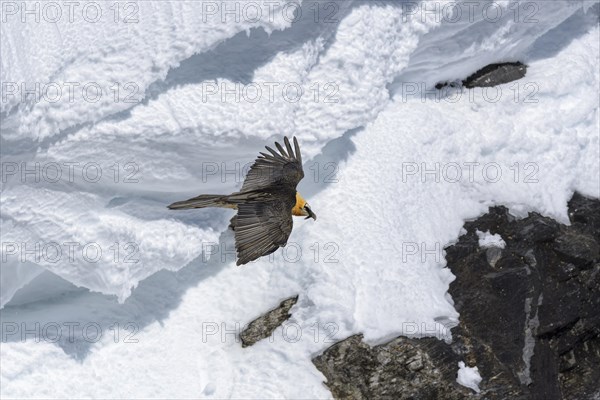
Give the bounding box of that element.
[0,1,297,140]
[1,1,599,398]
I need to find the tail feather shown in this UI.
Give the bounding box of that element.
[168,194,232,210]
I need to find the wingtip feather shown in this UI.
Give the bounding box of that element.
[265,146,285,160]
[284,137,294,159]
[275,141,288,157]
[293,136,302,164]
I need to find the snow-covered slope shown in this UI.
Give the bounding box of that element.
[1,0,598,398]
[0,0,296,140]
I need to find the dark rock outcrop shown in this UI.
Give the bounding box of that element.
[313,334,471,400]
[447,192,600,400]
[435,81,462,90]
[436,61,527,90]
[240,295,298,347]
[312,193,600,399]
[462,61,527,88]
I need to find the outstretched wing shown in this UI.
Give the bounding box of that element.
[234,196,295,265]
[240,136,304,193]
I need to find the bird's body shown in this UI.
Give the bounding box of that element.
[168,137,316,265]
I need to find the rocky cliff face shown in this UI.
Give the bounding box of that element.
[447,192,600,399]
[312,334,471,400]
[310,193,600,399]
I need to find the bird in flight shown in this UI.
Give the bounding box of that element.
[168,136,316,266]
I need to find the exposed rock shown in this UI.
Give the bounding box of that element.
[568,193,600,238]
[435,81,461,90]
[312,193,599,399]
[462,61,527,88]
[554,232,599,267]
[240,295,298,347]
[436,61,527,90]
[447,192,600,399]
[313,334,472,400]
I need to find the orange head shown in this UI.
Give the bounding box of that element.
[292,192,316,220]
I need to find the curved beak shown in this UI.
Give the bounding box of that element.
[304,206,317,221]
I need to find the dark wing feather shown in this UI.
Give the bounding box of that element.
[240,137,304,193]
[234,197,294,265]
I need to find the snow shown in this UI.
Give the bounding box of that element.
[1,186,215,305]
[477,230,507,249]
[1,0,599,398]
[0,0,297,140]
[457,361,483,393]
